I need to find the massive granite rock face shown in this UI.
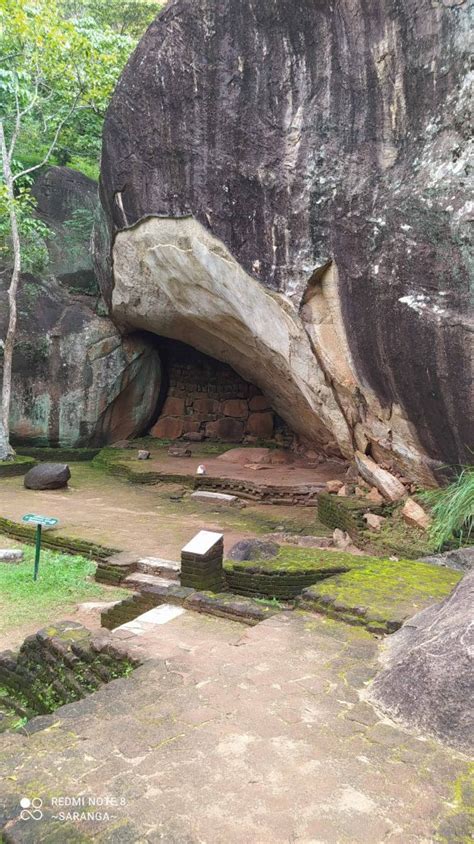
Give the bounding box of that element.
[369,571,474,753]
[0,167,162,448]
[99,0,473,480]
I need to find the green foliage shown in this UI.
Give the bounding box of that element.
[64,0,164,38]
[0,183,51,273]
[62,205,95,265]
[0,545,125,631]
[421,467,474,549]
[0,0,163,177]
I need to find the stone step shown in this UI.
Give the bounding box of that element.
[115,604,186,635]
[136,557,180,579]
[123,572,177,590]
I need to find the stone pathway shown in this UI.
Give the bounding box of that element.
[1,611,471,843]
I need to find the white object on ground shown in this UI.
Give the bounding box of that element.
[196,464,207,475]
[0,550,24,562]
[182,530,223,556]
[191,491,237,503]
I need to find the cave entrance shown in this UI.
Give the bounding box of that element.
[149,338,293,446]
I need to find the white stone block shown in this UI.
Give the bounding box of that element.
[191,491,237,504]
[182,530,224,556]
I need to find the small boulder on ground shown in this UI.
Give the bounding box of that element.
[169,445,191,458]
[332,529,352,549]
[137,449,151,460]
[337,484,350,496]
[366,486,384,505]
[326,479,343,494]
[363,513,386,531]
[24,463,71,490]
[0,549,24,563]
[355,451,406,502]
[218,447,271,465]
[369,571,474,752]
[228,539,280,562]
[401,497,431,531]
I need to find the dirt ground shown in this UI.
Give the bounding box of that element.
[126,444,347,487]
[0,461,331,560]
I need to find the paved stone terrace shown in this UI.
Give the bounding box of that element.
[1,611,471,843]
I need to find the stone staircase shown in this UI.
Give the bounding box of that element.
[122,557,180,591]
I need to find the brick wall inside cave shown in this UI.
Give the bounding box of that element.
[149,339,293,444]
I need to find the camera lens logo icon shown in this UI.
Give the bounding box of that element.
[20,797,43,820]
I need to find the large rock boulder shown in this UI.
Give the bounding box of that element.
[227,539,280,563]
[32,166,98,293]
[24,463,71,490]
[369,572,474,752]
[98,0,472,482]
[0,167,162,447]
[421,546,474,573]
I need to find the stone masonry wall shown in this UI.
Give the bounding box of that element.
[150,340,293,444]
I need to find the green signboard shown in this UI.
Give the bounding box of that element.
[22,514,59,580]
[22,514,59,528]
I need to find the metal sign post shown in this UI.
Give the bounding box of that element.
[34,524,42,581]
[22,514,59,581]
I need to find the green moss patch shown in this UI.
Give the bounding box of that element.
[363,513,436,559]
[0,455,36,478]
[0,515,117,559]
[298,558,461,634]
[0,621,138,732]
[16,447,100,462]
[224,547,371,599]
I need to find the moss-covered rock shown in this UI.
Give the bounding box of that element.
[0,455,36,478]
[298,559,461,634]
[224,546,373,599]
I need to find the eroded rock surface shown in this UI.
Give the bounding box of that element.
[0,167,162,448]
[99,0,473,480]
[369,572,474,752]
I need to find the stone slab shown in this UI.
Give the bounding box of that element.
[191,491,238,503]
[182,530,224,557]
[117,603,185,634]
[0,549,24,563]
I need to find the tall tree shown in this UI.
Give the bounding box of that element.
[0,0,140,455]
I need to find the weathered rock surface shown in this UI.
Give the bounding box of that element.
[355,453,406,502]
[0,167,162,447]
[24,463,71,490]
[227,539,280,563]
[401,498,431,531]
[98,0,473,482]
[369,572,474,752]
[421,546,474,573]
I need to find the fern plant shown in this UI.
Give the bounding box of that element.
[421,467,474,550]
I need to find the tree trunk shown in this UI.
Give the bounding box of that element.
[0,120,20,455]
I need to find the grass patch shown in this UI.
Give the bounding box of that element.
[421,467,474,549]
[0,546,126,632]
[363,511,436,559]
